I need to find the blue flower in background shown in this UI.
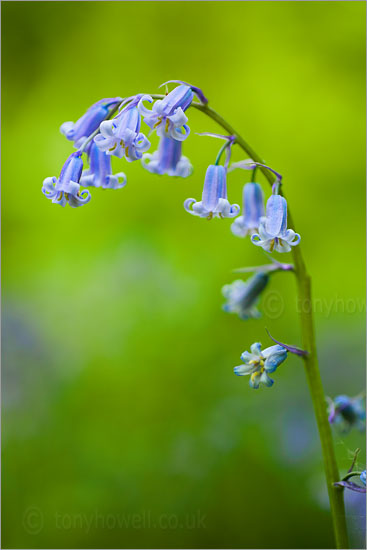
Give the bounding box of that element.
[231,182,265,237]
[60,97,122,148]
[184,165,239,219]
[94,96,150,161]
[138,84,195,141]
[80,142,127,189]
[234,342,288,389]
[222,273,269,320]
[42,151,91,207]
[328,394,366,432]
[142,135,192,177]
[251,194,300,252]
[360,471,366,486]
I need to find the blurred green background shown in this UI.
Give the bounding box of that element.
[2,2,366,549]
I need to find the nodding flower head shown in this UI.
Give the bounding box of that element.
[138,83,199,142]
[80,142,127,190]
[231,182,265,238]
[42,151,91,207]
[251,194,300,252]
[328,394,366,432]
[94,95,151,162]
[60,97,122,148]
[184,165,240,219]
[234,342,287,389]
[142,135,192,178]
[222,273,269,320]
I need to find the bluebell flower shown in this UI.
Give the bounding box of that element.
[80,142,126,189]
[60,97,122,148]
[94,96,150,161]
[138,84,196,141]
[231,182,265,237]
[42,151,91,207]
[142,135,192,177]
[234,342,288,389]
[251,194,301,252]
[184,165,240,219]
[222,273,269,320]
[328,394,366,432]
[361,471,366,486]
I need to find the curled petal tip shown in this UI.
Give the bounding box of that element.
[183,198,198,215]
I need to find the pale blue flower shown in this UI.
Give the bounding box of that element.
[231,182,265,237]
[60,97,122,148]
[142,135,192,177]
[94,96,150,161]
[80,142,127,189]
[328,394,366,432]
[251,194,300,252]
[234,342,287,389]
[184,165,239,219]
[42,151,91,207]
[138,83,200,141]
[222,273,269,320]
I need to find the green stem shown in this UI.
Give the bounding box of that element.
[214,140,231,165]
[183,100,348,548]
[251,166,258,183]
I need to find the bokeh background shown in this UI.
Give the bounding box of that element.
[2,2,366,549]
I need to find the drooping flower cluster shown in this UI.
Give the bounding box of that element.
[41,83,302,265]
[42,82,207,208]
[234,342,288,389]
